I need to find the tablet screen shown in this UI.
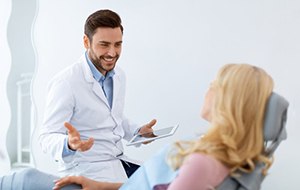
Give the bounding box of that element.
[127,124,179,146]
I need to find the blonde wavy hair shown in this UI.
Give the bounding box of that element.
[169,63,274,175]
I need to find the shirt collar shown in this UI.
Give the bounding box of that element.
[85,51,115,82]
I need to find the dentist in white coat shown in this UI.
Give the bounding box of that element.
[39,9,156,183]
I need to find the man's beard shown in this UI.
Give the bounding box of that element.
[89,50,119,74]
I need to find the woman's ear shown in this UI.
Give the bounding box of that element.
[83,35,90,49]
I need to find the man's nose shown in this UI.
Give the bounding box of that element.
[107,46,117,57]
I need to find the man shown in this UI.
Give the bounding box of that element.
[39,9,156,183]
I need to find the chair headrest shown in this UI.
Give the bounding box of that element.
[263,92,289,141]
[217,92,289,190]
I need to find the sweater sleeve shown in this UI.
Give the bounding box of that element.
[167,153,229,190]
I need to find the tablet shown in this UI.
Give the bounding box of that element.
[127,124,179,146]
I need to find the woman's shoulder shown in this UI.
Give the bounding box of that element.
[185,153,228,172]
[182,153,229,183]
[167,153,229,190]
[186,153,217,164]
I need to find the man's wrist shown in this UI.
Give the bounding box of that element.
[134,127,141,135]
[62,137,76,157]
[67,141,76,151]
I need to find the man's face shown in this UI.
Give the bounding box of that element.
[84,27,123,76]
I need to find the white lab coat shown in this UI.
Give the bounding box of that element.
[39,54,140,182]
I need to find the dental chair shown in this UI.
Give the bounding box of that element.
[217,92,289,190]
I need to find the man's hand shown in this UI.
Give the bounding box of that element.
[64,122,94,152]
[53,175,123,190]
[139,119,157,134]
[138,119,157,144]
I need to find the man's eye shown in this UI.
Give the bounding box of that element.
[100,43,109,47]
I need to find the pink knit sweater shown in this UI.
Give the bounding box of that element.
[154,153,229,190]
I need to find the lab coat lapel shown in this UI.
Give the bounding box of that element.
[112,72,121,109]
[92,81,110,108]
[81,55,110,108]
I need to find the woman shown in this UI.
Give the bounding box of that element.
[52,63,274,190]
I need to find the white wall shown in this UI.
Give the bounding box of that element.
[30,0,300,189]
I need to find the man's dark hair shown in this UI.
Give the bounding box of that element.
[84,9,123,41]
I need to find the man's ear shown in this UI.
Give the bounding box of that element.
[83,35,90,49]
